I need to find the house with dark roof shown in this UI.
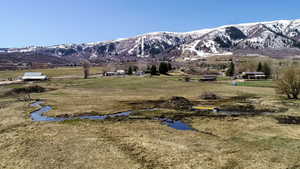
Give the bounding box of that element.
[241,72,266,80]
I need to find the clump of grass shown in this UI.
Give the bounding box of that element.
[200,91,220,100]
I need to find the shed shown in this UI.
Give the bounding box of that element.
[116,70,126,75]
[22,72,48,81]
[241,72,266,80]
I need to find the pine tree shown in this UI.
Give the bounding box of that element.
[150,65,157,75]
[127,66,133,75]
[159,62,169,75]
[262,63,271,78]
[257,62,263,72]
[226,62,235,77]
[167,63,172,71]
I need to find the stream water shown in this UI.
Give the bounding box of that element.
[30,102,196,131]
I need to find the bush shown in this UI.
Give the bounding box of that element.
[276,66,300,99]
[184,76,191,82]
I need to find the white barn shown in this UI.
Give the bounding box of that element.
[22,72,48,81]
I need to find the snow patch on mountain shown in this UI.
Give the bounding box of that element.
[2,19,300,62]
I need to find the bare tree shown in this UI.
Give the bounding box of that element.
[81,60,91,79]
[276,66,300,99]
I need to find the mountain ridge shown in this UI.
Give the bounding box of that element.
[1,19,300,64]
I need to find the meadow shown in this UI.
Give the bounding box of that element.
[0,67,300,169]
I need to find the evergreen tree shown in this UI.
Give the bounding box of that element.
[159,62,169,75]
[262,63,271,78]
[167,63,172,71]
[150,65,158,75]
[226,62,235,77]
[127,66,133,75]
[257,62,263,72]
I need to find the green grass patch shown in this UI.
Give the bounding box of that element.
[236,80,274,88]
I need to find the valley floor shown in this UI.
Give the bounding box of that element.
[1,68,300,169]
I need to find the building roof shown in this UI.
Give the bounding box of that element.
[22,72,47,80]
[242,72,265,75]
[23,72,43,76]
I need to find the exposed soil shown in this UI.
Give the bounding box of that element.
[122,97,193,111]
[158,96,193,110]
[275,116,300,125]
[5,85,46,96]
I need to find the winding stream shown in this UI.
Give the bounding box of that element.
[30,102,196,131]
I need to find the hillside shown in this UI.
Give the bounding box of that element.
[1,19,300,64]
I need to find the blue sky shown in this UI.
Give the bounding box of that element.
[1,0,300,48]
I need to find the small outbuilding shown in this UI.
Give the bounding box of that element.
[116,70,126,75]
[103,72,116,76]
[241,72,266,80]
[22,72,48,81]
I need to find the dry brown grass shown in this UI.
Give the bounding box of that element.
[1,69,300,169]
[0,67,103,79]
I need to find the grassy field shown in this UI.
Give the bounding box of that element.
[236,80,275,88]
[1,67,300,169]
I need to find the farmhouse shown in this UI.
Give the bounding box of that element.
[116,70,126,75]
[22,72,48,81]
[103,70,126,76]
[241,72,266,80]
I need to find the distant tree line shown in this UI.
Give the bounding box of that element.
[226,61,272,78]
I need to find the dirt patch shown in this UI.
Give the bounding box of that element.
[160,96,193,110]
[5,85,46,96]
[200,91,221,100]
[275,116,300,125]
[123,97,193,111]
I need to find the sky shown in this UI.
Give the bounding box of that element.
[1,0,300,48]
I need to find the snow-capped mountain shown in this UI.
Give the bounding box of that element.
[2,19,300,63]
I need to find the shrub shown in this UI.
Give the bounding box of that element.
[276,66,300,99]
[184,76,191,82]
